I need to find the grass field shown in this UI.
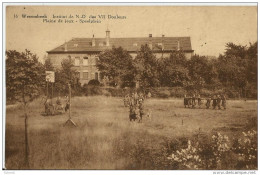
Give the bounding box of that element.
[5,96,257,170]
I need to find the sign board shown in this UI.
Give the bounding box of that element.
[46,71,55,82]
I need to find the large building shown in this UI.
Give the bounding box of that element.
[47,30,194,85]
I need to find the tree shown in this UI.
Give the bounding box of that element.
[246,42,257,85]
[55,56,81,96]
[159,51,190,87]
[133,44,160,88]
[6,49,45,168]
[44,57,54,71]
[186,55,212,91]
[216,42,257,98]
[97,46,135,87]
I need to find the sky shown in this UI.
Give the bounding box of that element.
[5,5,257,62]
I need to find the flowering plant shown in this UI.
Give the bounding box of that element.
[167,140,202,169]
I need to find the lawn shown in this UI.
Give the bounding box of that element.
[5,96,257,170]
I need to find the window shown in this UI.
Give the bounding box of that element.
[83,72,88,80]
[74,44,78,47]
[95,72,99,80]
[74,57,80,66]
[83,57,88,66]
[133,43,138,46]
[157,43,162,46]
[99,43,103,46]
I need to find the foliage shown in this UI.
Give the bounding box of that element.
[216,42,257,98]
[232,130,257,169]
[94,42,257,99]
[133,44,160,88]
[44,58,54,71]
[167,131,257,170]
[54,57,81,96]
[6,50,45,104]
[159,51,190,87]
[88,79,100,86]
[82,83,103,96]
[6,49,45,168]
[167,140,202,169]
[97,47,135,88]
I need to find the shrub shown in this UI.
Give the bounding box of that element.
[169,87,186,98]
[82,84,102,96]
[156,89,171,98]
[167,131,257,170]
[168,140,203,169]
[232,130,257,169]
[88,79,100,86]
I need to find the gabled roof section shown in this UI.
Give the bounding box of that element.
[47,37,193,53]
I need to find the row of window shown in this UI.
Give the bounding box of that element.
[76,72,99,80]
[74,56,99,66]
[132,43,163,47]
[73,42,165,47]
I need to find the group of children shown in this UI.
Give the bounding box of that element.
[44,96,70,115]
[124,92,145,122]
[184,94,227,110]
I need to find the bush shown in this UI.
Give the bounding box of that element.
[169,87,186,98]
[232,130,257,169]
[82,84,102,96]
[77,85,256,99]
[167,130,257,170]
[88,79,100,86]
[224,88,240,99]
[156,89,171,98]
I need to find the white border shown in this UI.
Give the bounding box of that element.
[1,1,258,175]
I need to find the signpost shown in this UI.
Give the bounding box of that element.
[64,83,77,127]
[46,71,55,83]
[45,71,55,99]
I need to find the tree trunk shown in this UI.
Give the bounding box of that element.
[24,109,29,168]
[21,85,30,168]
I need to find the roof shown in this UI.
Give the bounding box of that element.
[47,37,193,53]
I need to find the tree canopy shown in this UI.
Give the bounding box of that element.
[97,46,135,87]
[6,50,44,104]
[95,41,257,98]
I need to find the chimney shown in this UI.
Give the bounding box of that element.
[161,35,165,51]
[92,34,95,47]
[177,40,180,51]
[64,41,68,52]
[106,30,110,46]
[149,34,152,49]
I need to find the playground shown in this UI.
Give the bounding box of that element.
[5,96,257,169]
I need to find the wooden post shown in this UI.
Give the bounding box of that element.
[69,83,71,119]
[24,113,29,168]
[64,83,77,127]
[51,83,54,99]
[46,81,49,98]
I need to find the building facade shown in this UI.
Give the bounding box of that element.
[47,30,194,85]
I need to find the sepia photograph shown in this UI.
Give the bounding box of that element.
[3,2,258,172]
